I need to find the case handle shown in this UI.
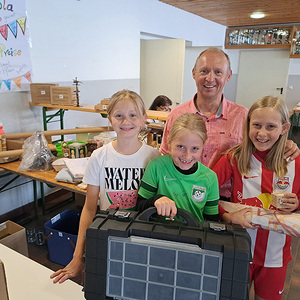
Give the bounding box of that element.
[137,207,199,228]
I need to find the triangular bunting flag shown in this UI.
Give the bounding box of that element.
[17,17,26,35]
[8,21,17,38]
[13,77,22,88]
[0,24,8,40]
[3,80,11,90]
[23,71,32,83]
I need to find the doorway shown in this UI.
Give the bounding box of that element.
[140,38,185,109]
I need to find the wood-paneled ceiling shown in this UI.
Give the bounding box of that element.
[159,0,300,27]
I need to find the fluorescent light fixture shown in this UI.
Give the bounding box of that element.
[250,12,265,19]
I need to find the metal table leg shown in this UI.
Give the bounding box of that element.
[32,180,38,218]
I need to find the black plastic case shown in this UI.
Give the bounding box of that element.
[84,208,251,300]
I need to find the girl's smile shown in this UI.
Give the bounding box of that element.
[249,107,289,151]
[169,129,204,170]
[108,99,145,138]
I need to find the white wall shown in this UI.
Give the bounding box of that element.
[27,0,225,84]
[286,58,300,106]
[0,0,225,215]
[289,58,300,75]
[224,49,300,108]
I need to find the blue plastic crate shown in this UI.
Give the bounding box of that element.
[44,209,81,266]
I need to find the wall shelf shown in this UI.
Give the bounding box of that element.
[290,25,300,58]
[225,26,293,49]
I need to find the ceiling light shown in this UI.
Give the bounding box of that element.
[250,12,265,19]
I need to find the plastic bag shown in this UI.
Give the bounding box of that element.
[18,131,56,171]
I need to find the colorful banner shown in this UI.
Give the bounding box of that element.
[0,0,32,92]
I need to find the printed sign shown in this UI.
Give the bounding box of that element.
[0,0,32,92]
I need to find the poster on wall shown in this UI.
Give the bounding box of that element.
[0,0,32,93]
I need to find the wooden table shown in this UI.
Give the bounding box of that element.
[29,102,169,120]
[293,106,300,113]
[29,102,99,113]
[27,103,169,143]
[147,122,165,131]
[0,160,86,216]
[0,244,85,300]
[29,103,169,143]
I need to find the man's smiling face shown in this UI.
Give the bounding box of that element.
[192,51,232,102]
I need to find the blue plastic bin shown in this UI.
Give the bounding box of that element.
[44,209,81,266]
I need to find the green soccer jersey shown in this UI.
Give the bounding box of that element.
[138,155,219,222]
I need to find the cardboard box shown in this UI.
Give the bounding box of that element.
[0,221,28,257]
[94,104,107,111]
[101,98,110,105]
[0,259,9,300]
[50,86,77,106]
[30,83,59,104]
[94,98,110,111]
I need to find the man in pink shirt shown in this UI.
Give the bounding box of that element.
[160,47,299,199]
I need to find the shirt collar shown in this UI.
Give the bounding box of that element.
[254,149,270,160]
[215,96,223,118]
[193,94,225,119]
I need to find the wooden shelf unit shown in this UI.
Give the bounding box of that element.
[225,26,293,49]
[290,25,300,58]
[29,102,169,121]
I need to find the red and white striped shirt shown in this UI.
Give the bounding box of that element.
[213,150,300,267]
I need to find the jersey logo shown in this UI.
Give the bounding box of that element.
[275,176,290,190]
[243,175,259,179]
[164,175,177,181]
[191,185,206,202]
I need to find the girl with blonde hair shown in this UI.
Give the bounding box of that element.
[213,96,300,300]
[137,113,219,222]
[51,89,160,284]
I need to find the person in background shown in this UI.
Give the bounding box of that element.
[137,113,219,222]
[149,95,172,112]
[147,95,172,134]
[213,96,300,300]
[50,90,160,284]
[160,47,300,200]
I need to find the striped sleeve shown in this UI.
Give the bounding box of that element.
[138,159,158,199]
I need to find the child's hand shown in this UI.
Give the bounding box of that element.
[279,193,299,212]
[50,257,84,284]
[154,196,177,220]
[222,208,255,229]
